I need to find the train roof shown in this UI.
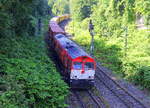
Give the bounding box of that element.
[49,21,65,33]
[55,34,91,59]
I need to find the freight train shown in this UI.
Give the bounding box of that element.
[48,14,96,89]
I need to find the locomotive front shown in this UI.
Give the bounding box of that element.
[70,56,96,89]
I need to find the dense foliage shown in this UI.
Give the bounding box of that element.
[0,0,69,107]
[69,0,97,21]
[0,0,50,37]
[67,0,150,90]
[48,0,69,16]
[0,35,68,107]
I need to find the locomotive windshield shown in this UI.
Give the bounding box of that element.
[73,62,82,70]
[84,62,94,70]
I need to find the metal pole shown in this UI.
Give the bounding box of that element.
[90,32,94,56]
[89,20,94,56]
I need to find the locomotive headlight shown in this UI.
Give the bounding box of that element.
[89,76,94,79]
[74,76,77,79]
[72,76,78,79]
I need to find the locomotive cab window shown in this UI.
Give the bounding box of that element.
[84,62,94,70]
[73,62,82,70]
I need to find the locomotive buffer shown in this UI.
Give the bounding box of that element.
[89,20,95,56]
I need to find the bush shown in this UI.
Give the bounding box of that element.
[0,36,69,107]
[135,66,150,89]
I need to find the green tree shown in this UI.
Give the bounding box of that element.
[0,0,50,38]
[70,0,98,21]
[49,0,69,15]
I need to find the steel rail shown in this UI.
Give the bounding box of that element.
[87,90,103,108]
[72,90,86,108]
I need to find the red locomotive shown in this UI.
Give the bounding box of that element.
[48,15,96,88]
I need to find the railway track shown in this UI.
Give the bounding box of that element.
[87,90,106,108]
[71,89,107,108]
[71,90,86,108]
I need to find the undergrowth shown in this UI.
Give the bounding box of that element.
[0,35,68,107]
